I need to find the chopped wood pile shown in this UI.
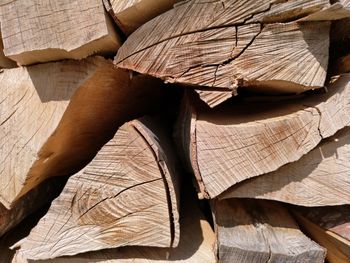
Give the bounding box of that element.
[0,0,350,262]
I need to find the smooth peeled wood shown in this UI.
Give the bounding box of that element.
[0,56,165,209]
[103,0,179,35]
[178,74,350,198]
[114,0,339,107]
[293,206,350,263]
[14,118,181,260]
[0,0,121,65]
[221,127,350,206]
[213,199,325,263]
[2,187,215,263]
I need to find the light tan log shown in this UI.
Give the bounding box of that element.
[114,0,345,107]
[213,199,325,263]
[14,117,181,260]
[220,127,350,206]
[103,0,179,36]
[0,56,165,210]
[1,188,215,263]
[177,74,350,198]
[293,206,350,263]
[0,30,16,68]
[0,0,121,65]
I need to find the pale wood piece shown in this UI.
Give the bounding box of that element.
[213,199,325,263]
[221,127,350,206]
[178,74,350,198]
[0,57,165,209]
[115,0,337,107]
[0,30,16,68]
[293,206,350,263]
[103,0,179,35]
[1,189,215,263]
[0,0,121,65]
[14,118,181,260]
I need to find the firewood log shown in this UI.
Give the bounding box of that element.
[0,56,165,210]
[177,74,350,198]
[213,199,325,263]
[0,0,121,65]
[220,127,350,206]
[103,0,179,36]
[293,206,350,263]
[2,186,215,263]
[114,0,350,107]
[14,117,181,260]
[0,31,16,68]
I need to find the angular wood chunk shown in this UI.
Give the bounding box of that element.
[0,31,16,68]
[0,0,121,65]
[221,127,350,206]
[14,118,181,260]
[103,0,179,35]
[177,74,350,198]
[213,199,325,263]
[0,57,165,209]
[293,206,350,263]
[115,0,338,107]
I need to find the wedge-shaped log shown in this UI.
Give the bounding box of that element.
[0,0,121,65]
[103,0,179,36]
[293,206,350,263]
[0,57,164,209]
[221,127,350,206]
[14,118,181,260]
[114,0,345,107]
[177,74,350,198]
[213,199,325,263]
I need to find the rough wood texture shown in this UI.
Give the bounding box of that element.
[178,74,350,198]
[0,0,121,65]
[213,199,325,263]
[114,0,340,107]
[221,127,350,206]
[14,118,181,260]
[0,31,16,68]
[0,56,165,209]
[293,206,350,263]
[103,0,179,35]
[1,189,215,263]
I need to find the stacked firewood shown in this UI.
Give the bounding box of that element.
[0,0,350,262]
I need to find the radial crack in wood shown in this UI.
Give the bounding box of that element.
[14,117,181,260]
[177,74,350,198]
[0,0,121,65]
[0,56,165,209]
[213,199,325,263]
[293,206,350,263]
[220,127,350,206]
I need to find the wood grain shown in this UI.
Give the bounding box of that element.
[213,199,325,263]
[0,0,121,65]
[178,74,350,198]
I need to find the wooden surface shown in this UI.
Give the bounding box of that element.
[104,0,178,35]
[14,118,181,260]
[179,74,350,198]
[115,0,337,107]
[0,31,16,68]
[221,127,350,206]
[0,0,121,65]
[0,187,215,263]
[213,199,325,263]
[293,206,350,263]
[0,56,165,210]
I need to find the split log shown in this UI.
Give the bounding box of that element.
[0,31,16,68]
[103,0,179,36]
[114,0,347,107]
[0,56,165,210]
[14,117,181,260]
[213,199,325,263]
[2,187,215,263]
[293,206,350,263]
[0,0,121,65]
[220,127,350,206]
[177,74,350,198]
